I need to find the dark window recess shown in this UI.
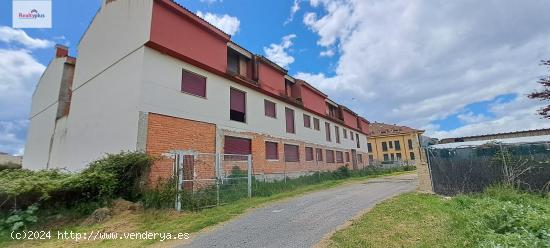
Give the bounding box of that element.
[316,148,323,161]
[356,134,360,148]
[410,152,416,160]
[305,147,314,161]
[395,141,401,150]
[367,143,373,153]
[343,129,347,139]
[358,154,363,163]
[303,114,311,128]
[181,69,206,97]
[285,108,295,133]
[350,131,354,140]
[326,150,335,163]
[368,155,374,162]
[389,141,393,149]
[383,154,389,161]
[227,50,240,74]
[264,99,276,118]
[390,153,395,161]
[230,88,246,122]
[313,118,320,130]
[336,151,344,163]
[396,153,402,161]
[382,142,388,151]
[345,152,350,162]
[335,126,340,143]
[325,122,331,142]
[265,141,278,160]
[284,144,300,162]
[408,139,413,149]
[224,136,251,160]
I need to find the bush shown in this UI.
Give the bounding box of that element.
[0,152,154,211]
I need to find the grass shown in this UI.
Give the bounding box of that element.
[329,187,550,248]
[0,169,413,248]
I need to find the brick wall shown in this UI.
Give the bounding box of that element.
[146,113,368,184]
[146,113,216,183]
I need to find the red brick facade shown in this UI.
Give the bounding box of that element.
[146,113,367,184]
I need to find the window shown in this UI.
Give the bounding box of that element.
[227,50,239,74]
[305,147,314,161]
[389,141,393,149]
[336,151,344,163]
[285,108,295,133]
[350,131,354,140]
[316,148,323,161]
[335,126,340,143]
[383,154,389,161]
[382,142,388,151]
[390,153,395,161]
[345,152,350,162]
[358,154,363,163]
[326,150,335,163]
[367,143,373,153]
[408,139,413,149]
[224,136,251,160]
[230,88,246,122]
[284,144,300,162]
[264,100,276,118]
[410,152,416,160]
[181,69,206,97]
[395,141,401,151]
[325,122,331,142]
[303,114,311,128]
[313,118,320,130]
[265,141,278,160]
[356,134,360,148]
[396,153,402,161]
[368,155,374,162]
[343,129,347,139]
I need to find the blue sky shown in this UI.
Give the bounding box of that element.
[1,0,549,155]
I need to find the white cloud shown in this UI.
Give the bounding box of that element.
[298,0,550,138]
[200,0,220,4]
[0,26,54,49]
[0,28,47,155]
[284,0,301,25]
[320,49,335,57]
[196,11,240,36]
[264,34,297,69]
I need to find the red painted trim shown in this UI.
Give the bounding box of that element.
[145,40,368,136]
[155,0,231,42]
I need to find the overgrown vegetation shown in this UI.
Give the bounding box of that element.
[0,152,154,232]
[330,186,550,248]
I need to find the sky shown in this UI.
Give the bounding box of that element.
[0,0,549,155]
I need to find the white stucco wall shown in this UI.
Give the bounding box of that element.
[59,47,145,170]
[73,0,152,90]
[139,47,369,154]
[23,58,67,170]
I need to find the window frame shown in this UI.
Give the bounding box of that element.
[336,151,344,163]
[325,122,331,142]
[303,114,311,128]
[305,147,314,161]
[181,68,207,98]
[316,148,323,161]
[284,144,300,162]
[285,107,296,134]
[264,99,277,118]
[382,142,388,151]
[326,149,335,163]
[313,118,320,130]
[265,141,279,160]
[394,140,401,151]
[229,87,247,123]
[335,126,340,144]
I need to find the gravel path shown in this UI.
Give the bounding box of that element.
[179,173,417,248]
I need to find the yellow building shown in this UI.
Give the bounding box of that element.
[366,123,425,166]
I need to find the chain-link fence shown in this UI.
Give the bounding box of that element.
[163,150,413,211]
[426,142,550,195]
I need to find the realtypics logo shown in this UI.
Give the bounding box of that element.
[13,0,52,28]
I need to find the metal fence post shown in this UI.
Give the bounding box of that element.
[176,153,183,212]
[215,153,221,206]
[247,155,252,198]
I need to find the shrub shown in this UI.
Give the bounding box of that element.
[1,204,39,231]
[0,152,154,211]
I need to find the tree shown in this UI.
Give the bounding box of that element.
[528,60,550,119]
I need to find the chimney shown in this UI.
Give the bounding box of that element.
[55,44,69,58]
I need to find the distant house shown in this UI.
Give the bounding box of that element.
[0,152,22,169]
[366,123,425,165]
